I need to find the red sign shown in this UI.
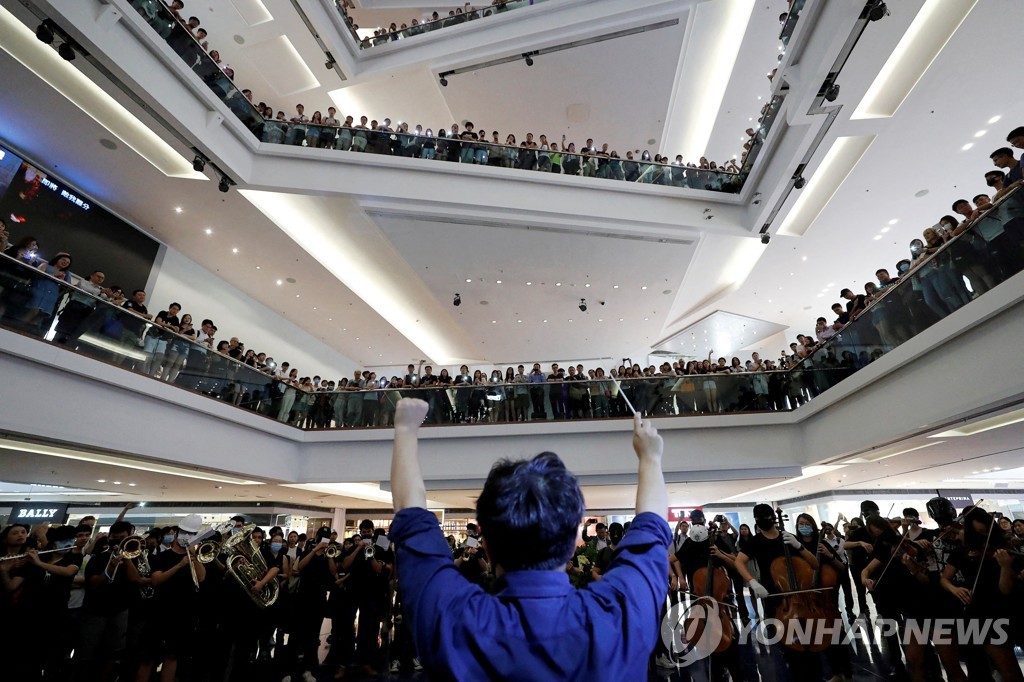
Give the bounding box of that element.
[668,507,701,522]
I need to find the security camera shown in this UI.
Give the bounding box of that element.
[523,53,534,67]
[453,293,461,307]
[579,299,587,312]
[867,1,888,22]
[793,176,806,189]
[761,232,771,245]
[824,83,840,102]
[439,75,449,87]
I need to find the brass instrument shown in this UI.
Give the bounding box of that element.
[110,535,145,581]
[214,524,279,608]
[364,541,376,561]
[196,538,222,565]
[325,544,342,559]
[187,545,200,592]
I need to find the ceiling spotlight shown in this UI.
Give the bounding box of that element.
[761,232,771,245]
[439,73,449,87]
[578,298,587,312]
[324,51,336,70]
[824,83,840,102]
[57,41,76,61]
[192,152,207,173]
[35,21,54,44]
[523,53,534,66]
[453,293,461,307]
[867,1,889,21]
[217,173,235,193]
[793,176,806,189]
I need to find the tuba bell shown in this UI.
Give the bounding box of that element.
[218,524,279,608]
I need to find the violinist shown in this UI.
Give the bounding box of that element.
[735,504,823,678]
[842,500,878,619]
[819,521,855,621]
[860,514,927,681]
[901,507,934,542]
[940,507,1024,682]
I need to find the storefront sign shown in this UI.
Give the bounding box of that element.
[937,490,975,507]
[7,502,68,523]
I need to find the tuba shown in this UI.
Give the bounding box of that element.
[218,524,279,608]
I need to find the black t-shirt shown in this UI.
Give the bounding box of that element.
[867,534,922,605]
[40,552,84,611]
[845,295,866,315]
[150,549,200,608]
[676,533,732,583]
[846,526,872,568]
[297,547,332,601]
[738,532,786,594]
[83,549,135,615]
[155,311,180,329]
[121,300,149,335]
[945,547,1021,617]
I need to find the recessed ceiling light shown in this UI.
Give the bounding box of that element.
[328,318,332,321]
[526,282,532,286]
[644,317,649,321]
[128,483,136,487]
[888,219,899,225]
[517,319,522,323]
[97,479,106,483]
[873,235,883,240]
[491,320,496,324]
[880,227,890,233]
[113,481,121,485]
[613,285,619,289]
[585,283,591,288]
[619,318,623,322]
[255,266,260,270]
[961,143,973,151]
[987,115,1001,124]
[231,247,238,254]
[276,280,283,286]
[598,319,603,322]
[204,228,212,235]
[973,130,986,138]
[543,320,548,323]
[295,294,300,298]
[466,278,472,283]
[801,256,808,261]
[556,282,562,287]
[174,206,183,213]
[568,319,573,323]
[496,280,502,284]
[641,286,648,290]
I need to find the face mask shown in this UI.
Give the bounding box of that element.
[176,534,193,548]
[270,542,283,553]
[755,517,775,531]
[163,534,175,545]
[798,524,814,536]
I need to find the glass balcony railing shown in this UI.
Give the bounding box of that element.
[2,185,1020,432]
[335,1,548,51]
[123,0,771,195]
[791,185,1024,375]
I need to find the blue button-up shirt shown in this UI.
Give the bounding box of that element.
[390,507,670,681]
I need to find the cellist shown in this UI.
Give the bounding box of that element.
[793,513,853,682]
[735,504,822,679]
[673,510,743,681]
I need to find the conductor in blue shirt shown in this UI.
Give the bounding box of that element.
[388,398,671,681]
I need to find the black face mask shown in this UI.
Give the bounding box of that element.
[755,517,776,531]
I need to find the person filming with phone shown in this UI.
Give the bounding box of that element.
[387,397,670,680]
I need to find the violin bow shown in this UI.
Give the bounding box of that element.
[610,377,637,416]
[968,512,996,598]
[870,527,911,593]
[764,586,835,598]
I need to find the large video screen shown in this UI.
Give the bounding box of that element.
[0,143,159,292]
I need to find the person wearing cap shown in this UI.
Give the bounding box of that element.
[387,398,670,681]
[137,514,205,682]
[841,499,878,619]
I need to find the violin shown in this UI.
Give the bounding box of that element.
[685,528,735,654]
[769,508,833,652]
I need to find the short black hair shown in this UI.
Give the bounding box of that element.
[990,146,1014,159]
[952,199,971,210]
[840,288,853,297]
[1006,126,1024,141]
[972,194,989,204]
[133,289,145,296]
[476,452,584,572]
[875,268,889,277]
[595,523,607,531]
[109,521,134,536]
[903,507,919,518]
[359,519,374,530]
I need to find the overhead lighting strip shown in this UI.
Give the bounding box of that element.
[0,5,206,180]
[0,439,264,486]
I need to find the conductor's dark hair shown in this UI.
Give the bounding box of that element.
[476,451,584,571]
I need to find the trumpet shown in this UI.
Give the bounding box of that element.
[196,538,222,565]
[325,544,342,559]
[110,535,145,581]
[364,542,376,560]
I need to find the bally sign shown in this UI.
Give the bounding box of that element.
[7,502,68,523]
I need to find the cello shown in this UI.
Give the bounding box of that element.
[684,527,735,654]
[769,508,834,652]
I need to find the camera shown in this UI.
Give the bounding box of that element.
[760,232,771,245]
[579,299,587,312]
[453,293,461,306]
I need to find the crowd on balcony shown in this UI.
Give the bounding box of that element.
[336,1,535,49]
[1,124,1021,427]
[128,0,769,189]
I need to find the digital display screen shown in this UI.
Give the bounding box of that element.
[0,142,159,291]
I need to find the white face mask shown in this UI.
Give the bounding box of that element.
[176,533,195,548]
